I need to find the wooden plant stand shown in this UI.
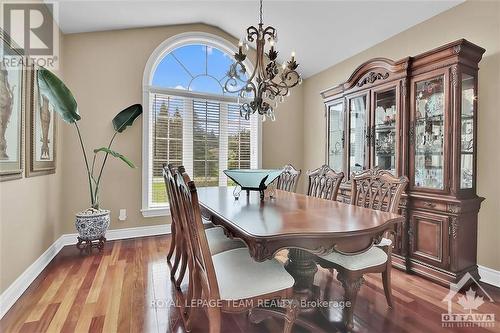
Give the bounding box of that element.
[76,236,106,254]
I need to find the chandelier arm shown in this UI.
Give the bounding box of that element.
[246,26,259,42]
[269,71,301,89]
[262,26,276,39]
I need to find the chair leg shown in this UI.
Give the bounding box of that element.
[207,305,221,333]
[283,299,299,333]
[382,256,393,308]
[186,274,201,332]
[337,271,364,332]
[167,222,176,263]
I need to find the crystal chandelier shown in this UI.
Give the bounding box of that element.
[225,0,302,121]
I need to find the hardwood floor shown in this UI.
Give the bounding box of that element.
[1,235,499,333]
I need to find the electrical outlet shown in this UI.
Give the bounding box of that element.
[118,209,127,221]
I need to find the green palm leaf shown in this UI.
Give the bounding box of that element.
[37,67,80,123]
[93,147,135,168]
[112,104,143,133]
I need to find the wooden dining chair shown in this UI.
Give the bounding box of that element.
[315,168,408,330]
[306,164,344,199]
[162,164,245,290]
[276,164,301,192]
[174,167,298,333]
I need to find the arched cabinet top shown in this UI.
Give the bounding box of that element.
[320,39,485,102]
[320,57,410,100]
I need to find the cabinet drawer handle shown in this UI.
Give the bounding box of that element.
[423,202,436,208]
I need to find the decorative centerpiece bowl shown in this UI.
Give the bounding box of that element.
[223,169,282,201]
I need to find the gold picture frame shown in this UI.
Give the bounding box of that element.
[0,31,25,181]
[25,67,57,177]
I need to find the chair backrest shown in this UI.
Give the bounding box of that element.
[276,164,301,192]
[174,166,221,301]
[307,165,344,200]
[350,168,408,213]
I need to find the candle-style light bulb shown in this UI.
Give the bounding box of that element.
[282,62,286,70]
[291,51,296,61]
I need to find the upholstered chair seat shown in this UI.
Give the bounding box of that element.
[206,227,246,255]
[376,237,392,247]
[212,248,294,300]
[318,247,388,271]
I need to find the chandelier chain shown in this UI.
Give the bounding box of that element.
[259,0,263,24]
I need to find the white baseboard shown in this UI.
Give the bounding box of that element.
[0,224,171,319]
[478,265,500,288]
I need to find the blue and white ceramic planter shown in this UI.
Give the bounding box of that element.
[75,208,110,241]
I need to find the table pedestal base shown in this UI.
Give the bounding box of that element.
[285,249,318,292]
[284,249,364,332]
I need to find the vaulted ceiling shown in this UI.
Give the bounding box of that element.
[54,0,462,77]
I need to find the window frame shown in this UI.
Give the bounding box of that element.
[142,32,261,217]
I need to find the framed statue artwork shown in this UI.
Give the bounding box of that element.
[0,32,25,181]
[26,67,57,176]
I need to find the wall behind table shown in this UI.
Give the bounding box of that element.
[302,0,500,270]
[61,23,304,234]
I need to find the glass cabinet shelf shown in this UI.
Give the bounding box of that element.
[373,88,397,174]
[349,95,368,175]
[413,75,446,190]
[328,102,344,172]
[460,73,475,189]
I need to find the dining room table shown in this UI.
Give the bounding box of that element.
[197,186,405,332]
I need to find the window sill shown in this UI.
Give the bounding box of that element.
[141,206,171,218]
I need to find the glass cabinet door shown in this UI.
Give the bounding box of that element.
[349,95,368,175]
[460,74,475,189]
[327,101,344,172]
[373,88,397,174]
[413,75,446,190]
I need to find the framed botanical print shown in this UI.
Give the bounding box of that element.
[0,33,25,181]
[26,67,57,176]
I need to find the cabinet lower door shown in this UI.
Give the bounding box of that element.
[409,211,449,268]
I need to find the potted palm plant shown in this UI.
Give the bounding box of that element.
[37,68,142,252]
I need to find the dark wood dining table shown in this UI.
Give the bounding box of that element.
[197,186,404,331]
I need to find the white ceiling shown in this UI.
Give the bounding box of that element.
[54,0,462,78]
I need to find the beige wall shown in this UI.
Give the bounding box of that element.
[0,33,64,292]
[303,0,500,270]
[60,24,304,234]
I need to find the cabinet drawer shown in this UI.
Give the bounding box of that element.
[411,199,448,212]
[409,210,449,269]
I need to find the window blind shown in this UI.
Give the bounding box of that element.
[148,92,259,207]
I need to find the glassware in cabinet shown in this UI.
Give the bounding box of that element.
[413,76,445,190]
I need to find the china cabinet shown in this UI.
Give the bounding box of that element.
[320,39,485,286]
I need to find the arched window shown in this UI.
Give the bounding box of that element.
[142,32,261,216]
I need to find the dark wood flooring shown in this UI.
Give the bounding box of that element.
[1,235,499,333]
